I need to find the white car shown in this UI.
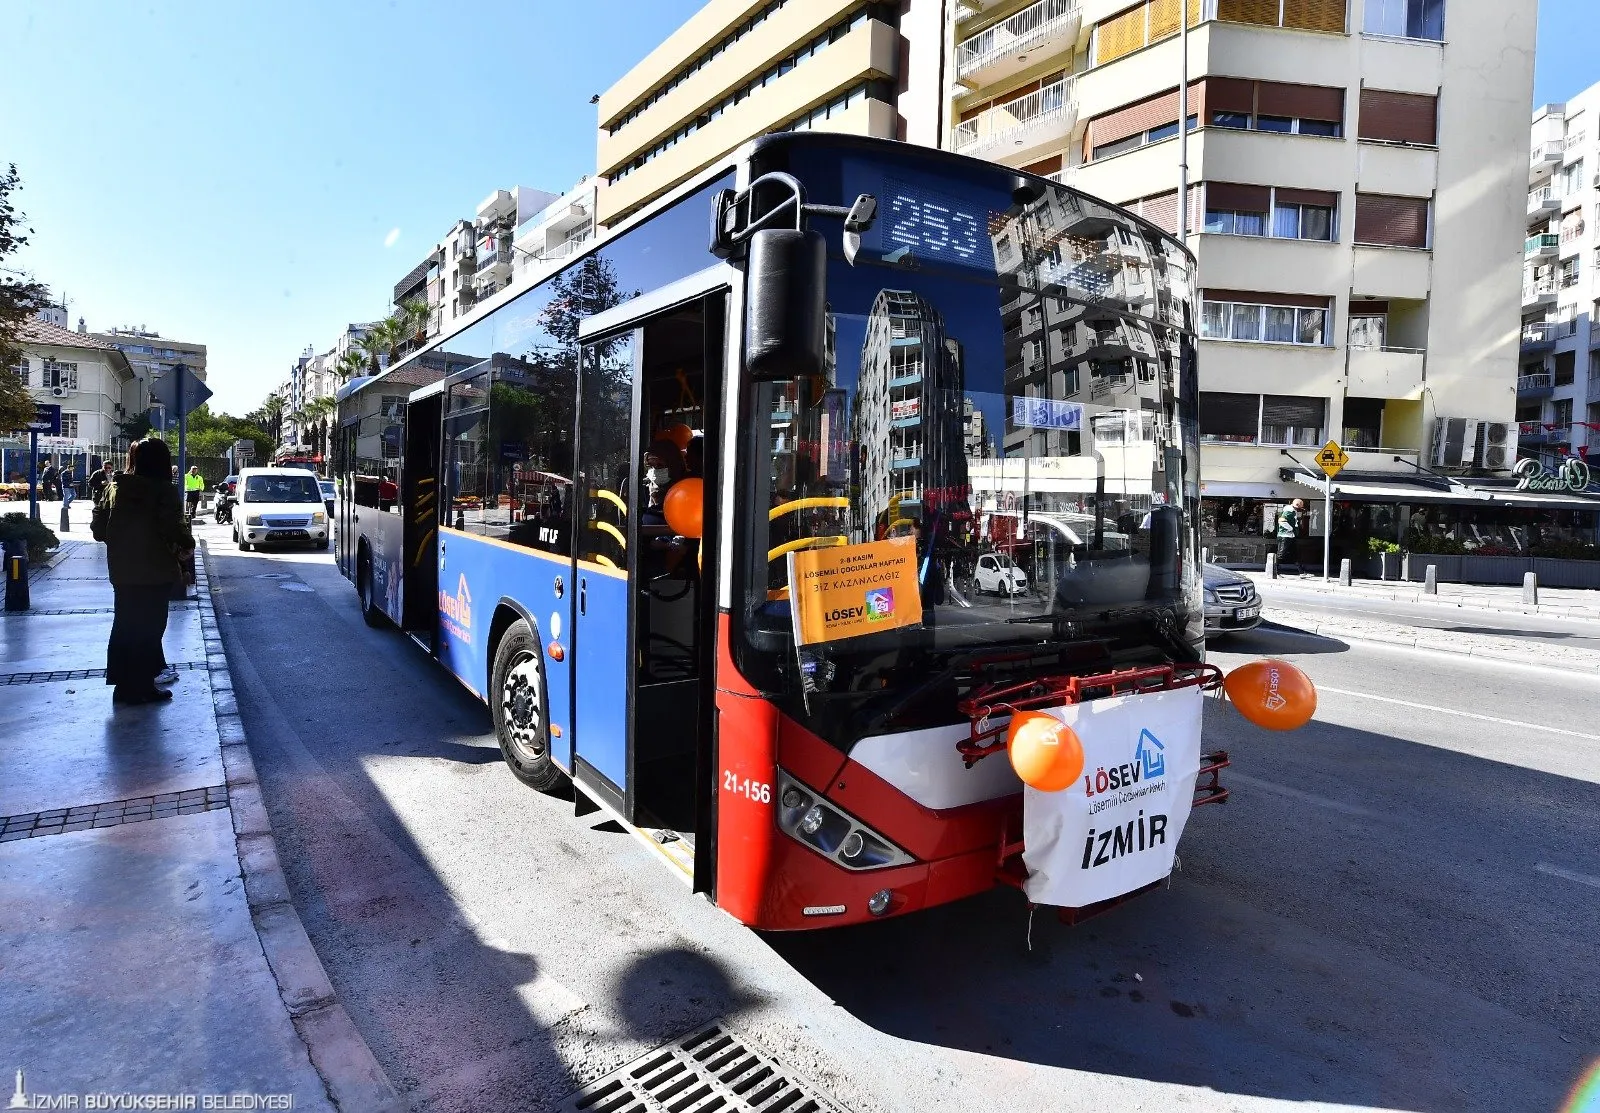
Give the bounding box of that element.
[974,552,1028,596]
[233,467,330,552]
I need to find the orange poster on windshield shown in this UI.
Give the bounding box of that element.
[787,537,923,646]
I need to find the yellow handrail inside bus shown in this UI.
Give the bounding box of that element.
[769,497,849,521]
[767,535,846,562]
[588,520,626,550]
[595,489,628,515]
[592,554,619,569]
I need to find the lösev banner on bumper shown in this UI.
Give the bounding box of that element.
[1021,687,1203,907]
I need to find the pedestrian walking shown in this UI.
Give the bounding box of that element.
[93,437,194,705]
[1276,498,1304,574]
[39,457,58,501]
[88,461,114,503]
[183,465,205,522]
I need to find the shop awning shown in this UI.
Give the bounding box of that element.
[1287,470,1600,510]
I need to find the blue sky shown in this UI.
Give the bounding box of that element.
[0,0,1592,416]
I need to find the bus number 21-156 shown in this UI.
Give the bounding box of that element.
[723,771,771,804]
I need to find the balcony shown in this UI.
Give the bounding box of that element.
[953,0,1008,21]
[1529,140,1563,183]
[1518,421,1565,445]
[1522,276,1557,310]
[475,245,512,275]
[1516,371,1555,399]
[1347,346,1426,397]
[955,0,1081,90]
[514,196,593,257]
[1521,322,1559,353]
[1525,233,1559,259]
[952,76,1078,168]
[1527,186,1560,220]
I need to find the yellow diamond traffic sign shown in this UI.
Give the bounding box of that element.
[1316,439,1349,478]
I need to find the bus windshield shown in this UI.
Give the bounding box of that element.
[740,147,1202,745]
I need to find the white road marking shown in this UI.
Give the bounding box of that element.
[1534,863,1600,890]
[1226,771,1379,818]
[1315,686,1600,742]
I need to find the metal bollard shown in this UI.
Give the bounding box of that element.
[1201,546,1209,565]
[1523,571,1538,605]
[59,503,70,534]
[4,545,29,612]
[1265,552,1277,579]
[1339,558,1352,586]
[1401,553,1411,581]
[1424,564,1438,595]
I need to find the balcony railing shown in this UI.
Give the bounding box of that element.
[475,246,512,273]
[1530,141,1564,166]
[956,0,1079,80]
[1522,322,1558,346]
[1523,277,1557,302]
[1528,185,1558,211]
[1525,233,1559,257]
[1565,131,1586,151]
[952,76,1076,155]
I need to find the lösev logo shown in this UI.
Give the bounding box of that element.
[864,587,895,622]
[1514,457,1591,493]
[438,572,472,633]
[1083,728,1167,799]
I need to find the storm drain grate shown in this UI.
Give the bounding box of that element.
[0,785,229,841]
[562,1021,849,1113]
[0,661,207,685]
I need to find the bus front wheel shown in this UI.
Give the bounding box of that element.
[491,620,565,793]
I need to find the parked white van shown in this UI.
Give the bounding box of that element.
[233,467,329,551]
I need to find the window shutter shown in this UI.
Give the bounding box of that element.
[1207,182,1272,211]
[1274,187,1339,207]
[1022,154,1063,175]
[1139,190,1179,233]
[1256,82,1345,123]
[1204,289,1333,309]
[1262,395,1326,429]
[1095,4,1148,64]
[1214,0,1281,26]
[1087,84,1201,148]
[1199,391,1261,437]
[1281,0,1346,32]
[1354,193,1430,247]
[1349,300,1389,315]
[1358,89,1438,144]
[1205,77,1255,114]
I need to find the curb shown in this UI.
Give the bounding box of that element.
[195,543,405,1113]
[1262,611,1600,676]
[1246,576,1600,620]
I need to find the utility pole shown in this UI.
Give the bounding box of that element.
[174,362,190,491]
[1176,0,1190,243]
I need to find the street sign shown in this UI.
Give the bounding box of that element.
[149,363,213,414]
[1315,439,1349,478]
[24,403,60,435]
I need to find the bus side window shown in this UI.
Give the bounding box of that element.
[443,373,490,532]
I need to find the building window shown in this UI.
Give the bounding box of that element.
[1555,351,1576,386]
[1260,395,1326,445]
[1358,89,1438,145]
[1273,199,1335,240]
[1197,391,1326,446]
[1211,0,1346,34]
[1204,208,1267,235]
[1090,117,1196,160]
[1201,298,1329,345]
[43,360,79,391]
[1589,350,1600,381]
[1349,314,1388,350]
[1363,0,1445,41]
[1562,160,1587,197]
[60,412,80,439]
[1560,257,1580,288]
[1353,193,1430,248]
[8,360,27,385]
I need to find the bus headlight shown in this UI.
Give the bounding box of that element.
[775,772,913,871]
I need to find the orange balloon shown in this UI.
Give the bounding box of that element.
[1223,659,1317,730]
[661,424,693,451]
[663,478,704,538]
[1006,710,1085,792]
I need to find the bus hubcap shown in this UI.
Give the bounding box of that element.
[503,656,544,758]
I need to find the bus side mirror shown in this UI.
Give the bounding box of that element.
[746,227,827,382]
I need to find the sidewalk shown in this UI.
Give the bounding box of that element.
[0,523,395,1109]
[1242,570,1600,620]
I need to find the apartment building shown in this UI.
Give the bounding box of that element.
[595,0,945,227]
[90,325,208,428]
[1522,94,1600,466]
[947,0,1541,560]
[512,178,600,283]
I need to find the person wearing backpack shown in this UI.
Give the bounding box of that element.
[93,437,195,705]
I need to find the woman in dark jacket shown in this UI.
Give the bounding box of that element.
[96,437,194,705]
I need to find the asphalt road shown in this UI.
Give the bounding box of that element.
[203,520,1600,1113]
[1255,580,1600,652]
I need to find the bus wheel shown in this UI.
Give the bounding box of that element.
[491,620,565,792]
[358,557,384,628]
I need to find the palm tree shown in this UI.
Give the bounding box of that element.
[399,298,431,350]
[334,350,367,383]
[354,326,391,375]
[302,395,337,463]
[260,394,286,443]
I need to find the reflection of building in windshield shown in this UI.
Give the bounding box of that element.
[853,290,969,530]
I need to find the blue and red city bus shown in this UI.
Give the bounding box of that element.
[335,132,1227,929]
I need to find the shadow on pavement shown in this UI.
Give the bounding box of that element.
[1220,623,1350,655]
[766,699,1600,1113]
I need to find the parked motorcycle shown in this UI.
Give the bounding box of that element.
[214,483,235,525]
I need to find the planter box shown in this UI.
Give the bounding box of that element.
[1401,553,1600,588]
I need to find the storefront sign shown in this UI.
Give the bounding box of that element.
[1012,397,1082,431]
[787,537,923,646]
[1514,457,1592,493]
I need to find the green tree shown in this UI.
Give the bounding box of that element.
[0,164,51,432]
[334,350,366,382]
[354,326,390,375]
